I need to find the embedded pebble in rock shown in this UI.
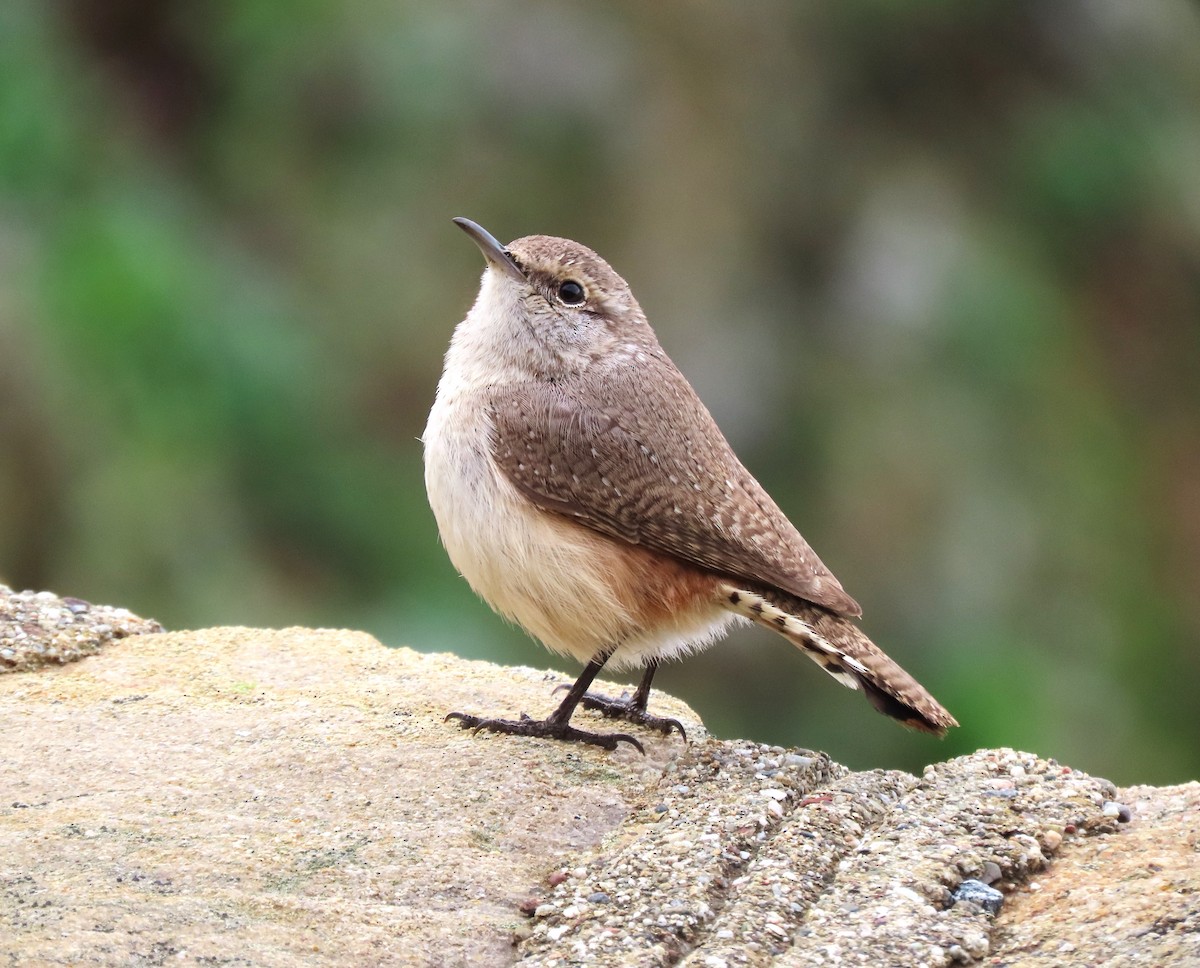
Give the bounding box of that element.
[1102,800,1133,823]
[952,879,1006,916]
[0,584,162,671]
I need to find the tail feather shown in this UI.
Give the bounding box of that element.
[720,584,958,736]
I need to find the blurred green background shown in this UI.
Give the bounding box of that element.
[2,1,1198,785]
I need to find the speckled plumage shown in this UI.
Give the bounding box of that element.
[489,360,860,619]
[424,222,957,739]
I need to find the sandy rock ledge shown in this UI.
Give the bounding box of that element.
[1,589,1196,966]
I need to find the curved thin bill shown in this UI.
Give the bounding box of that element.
[452,217,525,282]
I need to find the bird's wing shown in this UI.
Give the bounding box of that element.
[487,357,862,618]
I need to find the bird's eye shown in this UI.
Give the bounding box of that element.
[557,280,586,306]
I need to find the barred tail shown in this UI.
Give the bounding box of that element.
[721,584,957,736]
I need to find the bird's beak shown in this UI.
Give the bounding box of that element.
[453,217,525,282]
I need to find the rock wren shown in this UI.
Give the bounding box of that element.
[423,218,957,752]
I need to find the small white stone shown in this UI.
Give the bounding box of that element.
[893,886,927,907]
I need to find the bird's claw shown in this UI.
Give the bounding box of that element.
[444,710,645,754]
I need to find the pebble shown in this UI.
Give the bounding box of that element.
[981,862,1003,884]
[951,879,1005,916]
[547,870,568,886]
[587,892,610,904]
[893,886,927,907]
[1102,801,1132,823]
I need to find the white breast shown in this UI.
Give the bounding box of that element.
[423,382,735,669]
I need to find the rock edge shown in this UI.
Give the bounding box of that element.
[1,589,1196,966]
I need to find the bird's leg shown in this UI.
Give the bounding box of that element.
[446,651,645,753]
[572,660,687,740]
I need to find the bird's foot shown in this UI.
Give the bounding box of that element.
[554,687,687,741]
[444,711,644,754]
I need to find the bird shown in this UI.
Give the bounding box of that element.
[422,217,957,752]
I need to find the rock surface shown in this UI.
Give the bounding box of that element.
[0,584,162,672]
[1,589,1197,966]
[989,781,1200,966]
